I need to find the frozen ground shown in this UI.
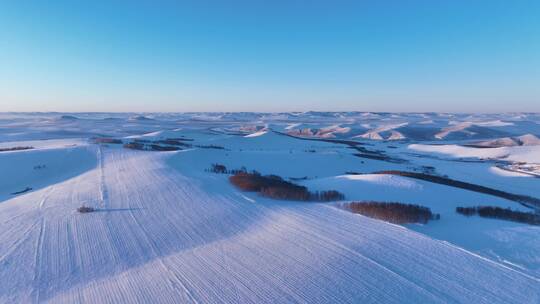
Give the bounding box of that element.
[1,112,539,303]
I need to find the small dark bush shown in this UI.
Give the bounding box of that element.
[456,206,540,225]
[77,206,95,213]
[341,201,439,224]
[208,163,228,173]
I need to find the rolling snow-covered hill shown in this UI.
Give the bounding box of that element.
[1,112,539,303]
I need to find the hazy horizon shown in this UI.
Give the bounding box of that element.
[2,110,540,114]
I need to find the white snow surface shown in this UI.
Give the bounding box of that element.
[1,112,540,303]
[1,146,539,303]
[409,143,540,163]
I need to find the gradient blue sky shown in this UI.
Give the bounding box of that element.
[1,1,539,112]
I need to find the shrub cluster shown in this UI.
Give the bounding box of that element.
[206,164,249,174]
[456,206,540,225]
[340,201,440,224]
[229,172,344,202]
[77,205,95,213]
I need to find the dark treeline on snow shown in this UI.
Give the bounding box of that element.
[229,171,344,202]
[375,170,540,208]
[456,206,540,225]
[0,146,34,152]
[340,201,440,224]
[123,142,182,151]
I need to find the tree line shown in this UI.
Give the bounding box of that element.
[456,206,540,225]
[340,201,440,224]
[229,171,344,202]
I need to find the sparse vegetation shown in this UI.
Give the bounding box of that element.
[123,142,145,150]
[349,146,408,163]
[149,144,181,151]
[420,166,436,175]
[166,137,194,141]
[456,206,540,225]
[155,139,192,147]
[0,146,34,152]
[229,172,344,202]
[133,139,152,143]
[340,201,440,224]
[374,170,540,208]
[123,137,223,151]
[93,137,123,144]
[123,142,181,151]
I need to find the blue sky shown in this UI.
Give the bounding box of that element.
[1,1,539,112]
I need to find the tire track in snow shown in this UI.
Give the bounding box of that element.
[0,220,40,266]
[38,186,55,210]
[221,207,438,302]
[0,187,53,265]
[5,146,537,303]
[98,146,109,209]
[125,202,202,304]
[31,185,56,303]
[100,148,201,303]
[218,242,241,303]
[31,217,45,304]
[275,208,442,299]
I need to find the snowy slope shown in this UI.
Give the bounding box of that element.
[0,146,539,303]
[1,112,540,303]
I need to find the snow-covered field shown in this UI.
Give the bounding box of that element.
[1,112,539,303]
